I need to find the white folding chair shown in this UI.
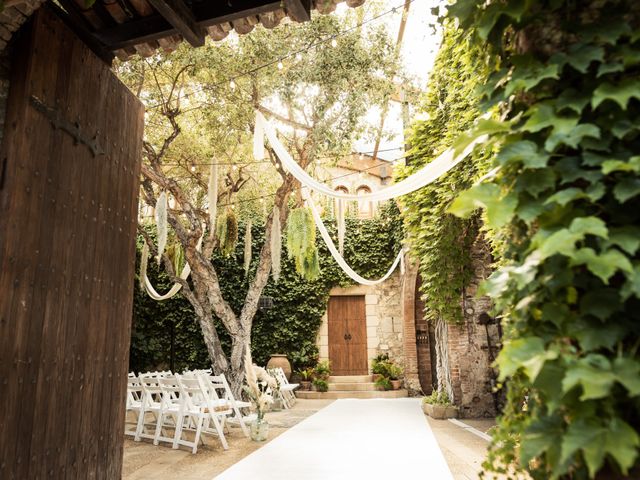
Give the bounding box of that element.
[135,375,179,444]
[201,373,255,437]
[174,374,231,453]
[125,374,143,437]
[269,367,298,409]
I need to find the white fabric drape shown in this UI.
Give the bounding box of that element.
[143,235,204,301]
[304,190,403,286]
[256,110,488,201]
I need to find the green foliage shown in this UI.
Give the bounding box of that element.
[446,1,640,478]
[371,352,390,375]
[397,26,492,326]
[131,207,402,373]
[216,209,238,257]
[312,378,329,392]
[375,376,392,391]
[313,360,332,380]
[286,207,320,280]
[422,390,452,406]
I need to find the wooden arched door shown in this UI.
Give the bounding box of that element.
[328,296,368,376]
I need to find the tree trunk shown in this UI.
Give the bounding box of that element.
[434,316,454,402]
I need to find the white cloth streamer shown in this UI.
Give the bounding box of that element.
[256,110,488,201]
[304,190,403,286]
[143,235,204,301]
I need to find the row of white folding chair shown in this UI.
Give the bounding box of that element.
[268,367,299,409]
[132,373,231,453]
[201,372,255,437]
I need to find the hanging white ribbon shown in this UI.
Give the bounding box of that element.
[304,190,403,286]
[256,110,488,201]
[142,235,204,301]
[253,113,265,160]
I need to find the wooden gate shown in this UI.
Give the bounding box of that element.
[0,8,143,479]
[328,296,368,376]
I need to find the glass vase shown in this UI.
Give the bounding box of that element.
[250,418,269,442]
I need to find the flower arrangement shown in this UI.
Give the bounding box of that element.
[244,351,277,423]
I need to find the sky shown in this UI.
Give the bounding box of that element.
[346,0,445,161]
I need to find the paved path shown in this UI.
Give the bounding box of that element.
[215,398,453,480]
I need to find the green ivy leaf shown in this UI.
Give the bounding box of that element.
[536,229,582,259]
[569,216,608,239]
[597,61,625,77]
[496,140,549,168]
[498,337,558,382]
[545,188,589,206]
[505,63,560,96]
[579,288,621,321]
[572,248,633,283]
[554,44,604,73]
[520,414,564,465]
[556,89,591,113]
[516,169,556,196]
[602,156,640,174]
[448,183,517,229]
[613,357,640,396]
[545,123,600,151]
[613,177,640,203]
[523,104,576,134]
[608,226,640,255]
[592,78,640,109]
[477,0,529,39]
[562,354,615,400]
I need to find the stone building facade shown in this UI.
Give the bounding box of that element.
[315,155,501,417]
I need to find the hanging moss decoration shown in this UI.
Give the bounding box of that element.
[139,241,149,291]
[166,241,185,274]
[208,161,218,233]
[216,208,238,257]
[270,206,282,282]
[286,207,319,279]
[243,219,252,277]
[301,245,320,281]
[155,191,168,264]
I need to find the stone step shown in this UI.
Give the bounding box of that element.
[328,382,377,391]
[296,389,408,400]
[327,375,372,383]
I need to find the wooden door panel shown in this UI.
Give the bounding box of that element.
[328,296,368,376]
[0,7,143,479]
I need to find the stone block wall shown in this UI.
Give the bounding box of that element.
[448,234,500,418]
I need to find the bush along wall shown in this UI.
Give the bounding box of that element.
[130,202,403,374]
[446,1,640,478]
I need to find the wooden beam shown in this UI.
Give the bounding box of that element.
[94,0,281,50]
[147,0,204,47]
[284,0,311,22]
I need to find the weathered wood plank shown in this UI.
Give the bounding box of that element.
[0,7,143,479]
[283,0,311,22]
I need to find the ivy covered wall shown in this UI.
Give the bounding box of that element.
[130,203,403,374]
[445,1,640,478]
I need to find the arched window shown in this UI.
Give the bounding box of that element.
[357,185,373,218]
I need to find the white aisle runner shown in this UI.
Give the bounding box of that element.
[215,399,453,480]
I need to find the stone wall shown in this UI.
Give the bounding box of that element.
[448,234,500,418]
[0,1,46,51]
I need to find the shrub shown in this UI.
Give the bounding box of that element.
[312,378,329,392]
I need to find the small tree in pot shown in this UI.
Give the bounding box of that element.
[312,360,331,392]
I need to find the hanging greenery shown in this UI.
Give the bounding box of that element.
[155,191,168,264]
[286,207,320,280]
[208,161,218,230]
[270,206,282,282]
[445,1,640,478]
[216,208,238,257]
[139,241,149,291]
[243,219,252,277]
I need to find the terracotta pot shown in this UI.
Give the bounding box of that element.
[390,379,402,390]
[300,380,312,391]
[266,354,292,380]
[372,373,382,382]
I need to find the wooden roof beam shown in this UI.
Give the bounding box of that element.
[284,0,311,22]
[94,0,281,50]
[147,0,205,47]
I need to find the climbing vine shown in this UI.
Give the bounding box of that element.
[397,26,492,326]
[131,203,403,373]
[445,1,640,478]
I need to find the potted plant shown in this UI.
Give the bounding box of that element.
[422,390,458,419]
[371,353,389,382]
[311,360,331,392]
[387,364,404,390]
[297,367,314,391]
[375,375,392,391]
